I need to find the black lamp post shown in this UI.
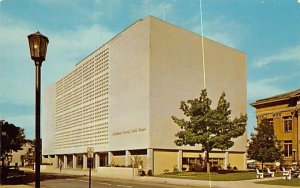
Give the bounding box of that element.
[28,31,49,188]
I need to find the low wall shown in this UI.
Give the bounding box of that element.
[96,167,138,179]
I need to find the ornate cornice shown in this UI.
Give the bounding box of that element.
[256,115,266,120]
[256,106,297,117]
[273,112,281,119]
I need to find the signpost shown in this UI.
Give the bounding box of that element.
[87,147,94,188]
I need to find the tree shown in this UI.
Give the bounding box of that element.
[247,118,282,170]
[1,121,26,166]
[172,89,247,172]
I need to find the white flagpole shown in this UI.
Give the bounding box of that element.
[200,0,206,89]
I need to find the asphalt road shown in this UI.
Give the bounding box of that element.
[32,178,187,188]
[20,172,203,188]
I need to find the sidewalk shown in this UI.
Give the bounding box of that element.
[1,167,289,188]
[1,185,32,188]
[133,176,284,188]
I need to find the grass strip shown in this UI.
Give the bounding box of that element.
[256,178,300,187]
[157,171,257,181]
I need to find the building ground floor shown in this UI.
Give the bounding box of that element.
[42,149,246,175]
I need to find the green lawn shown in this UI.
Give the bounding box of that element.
[256,178,300,187]
[157,171,257,181]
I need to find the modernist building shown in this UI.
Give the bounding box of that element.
[251,89,300,166]
[42,16,247,174]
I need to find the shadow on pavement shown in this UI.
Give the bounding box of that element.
[1,171,80,186]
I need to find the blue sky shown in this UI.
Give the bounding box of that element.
[0,0,300,139]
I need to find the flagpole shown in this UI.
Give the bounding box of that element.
[200,0,206,88]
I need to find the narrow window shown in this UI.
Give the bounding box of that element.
[267,118,273,126]
[283,116,292,133]
[283,140,293,157]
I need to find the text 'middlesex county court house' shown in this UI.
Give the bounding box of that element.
[42,16,247,174]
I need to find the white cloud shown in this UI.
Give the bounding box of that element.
[0,17,36,104]
[248,78,286,101]
[253,45,300,68]
[189,15,246,48]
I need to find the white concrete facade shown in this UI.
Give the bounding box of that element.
[42,16,247,174]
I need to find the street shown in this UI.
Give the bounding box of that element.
[21,172,204,188]
[31,178,190,188]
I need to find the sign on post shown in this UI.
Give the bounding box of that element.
[87,147,94,158]
[87,147,94,188]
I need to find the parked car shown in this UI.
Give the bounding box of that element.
[0,166,25,184]
[247,162,256,169]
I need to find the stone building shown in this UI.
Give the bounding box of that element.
[251,89,300,166]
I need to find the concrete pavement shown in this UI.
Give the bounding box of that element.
[1,167,295,188]
[1,185,32,188]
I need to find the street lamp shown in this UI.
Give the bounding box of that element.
[28,31,49,188]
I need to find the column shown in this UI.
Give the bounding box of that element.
[108,152,113,166]
[244,152,247,170]
[125,150,130,167]
[147,149,153,173]
[95,153,100,168]
[54,155,58,168]
[224,151,229,169]
[177,150,182,172]
[63,155,67,169]
[83,154,87,169]
[73,155,77,169]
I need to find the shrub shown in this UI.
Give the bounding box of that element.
[164,169,169,174]
[131,155,143,168]
[211,166,219,171]
[147,170,153,176]
[227,164,232,170]
[173,165,179,173]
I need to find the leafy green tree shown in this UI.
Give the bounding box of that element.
[247,118,282,169]
[172,89,247,172]
[1,121,26,154]
[1,121,26,166]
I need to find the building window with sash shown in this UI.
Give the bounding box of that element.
[283,140,293,157]
[283,116,292,133]
[267,118,273,126]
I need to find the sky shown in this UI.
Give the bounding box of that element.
[0,0,300,140]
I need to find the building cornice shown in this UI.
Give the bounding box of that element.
[251,88,300,107]
[256,105,300,117]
